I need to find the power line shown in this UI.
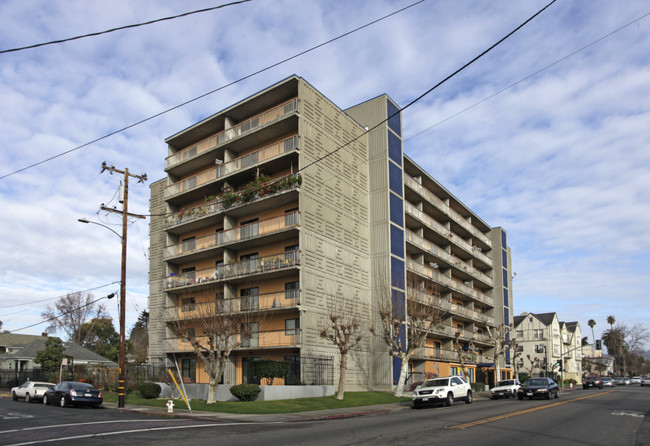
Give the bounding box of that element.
[404,11,650,143]
[7,292,117,334]
[0,1,253,54]
[0,0,425,181]
[0,281,120,311]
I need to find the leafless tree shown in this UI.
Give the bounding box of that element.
[524,354,543,378]
[41,292,108,344]
[508,336,523,379]
[166,294,264,404]
[452,331,476,381]
[372,276,446,397]
[319,304,368,400]
[486,323,513,382]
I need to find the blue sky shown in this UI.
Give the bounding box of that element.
[0,0,648,348]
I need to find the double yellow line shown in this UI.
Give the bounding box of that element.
[450,391,615,430]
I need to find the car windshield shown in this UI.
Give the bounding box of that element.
[526,379,547,386]
[423,379,449,387]
[497,380,514,386]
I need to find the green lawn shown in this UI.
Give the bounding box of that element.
[103,391,411,414]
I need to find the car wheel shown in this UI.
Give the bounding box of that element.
[555,390,559,399]
[25,393,32,403]
[517,394,524,400]
[465,391,473,404]
[59,396,67,407]
[546,391,551,400]
[446,392,454,407]
[12,392,18,401]
[43,395,48,405]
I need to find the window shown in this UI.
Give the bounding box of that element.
[181,237,196,252]
[181,358,196,383]
[285,208,299,226]
[215,228,224,245]
[535,344,545,353]
[285,318,300,335]
[516,330,523,339]
[185,328,195,340]
[241,323,259,347]
[182,176,197,192]
[391,257,405,289]
[533,329,544,339]
[240,287,259,311]
[387,99,402,137]
[389,193,404,227]
[284,244,299,264]
[183,146,197,161]
[240,218,259,239]
[285,281,299,300]
[181,266,196,282]
[390,224,404,258]
[389,162,402,197]
[181,297,196,312]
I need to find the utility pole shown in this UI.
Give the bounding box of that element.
[100,162,147,408]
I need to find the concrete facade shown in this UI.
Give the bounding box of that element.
[148,76,513,395]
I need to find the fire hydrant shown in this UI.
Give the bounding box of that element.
[166,400,175,413]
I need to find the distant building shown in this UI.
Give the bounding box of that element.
[513,312,583,383]
[148,75,514,393]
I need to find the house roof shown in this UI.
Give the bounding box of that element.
[0,338,116,366]
[513,312,558,328]
[0,333,49,347]
[563,321,579,332]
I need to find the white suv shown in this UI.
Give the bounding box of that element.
[490,379,521,399]
[412,376,473,408]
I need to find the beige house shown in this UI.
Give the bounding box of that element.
[148,76,514,395]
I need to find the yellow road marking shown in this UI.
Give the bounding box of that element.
[450,391,615,430]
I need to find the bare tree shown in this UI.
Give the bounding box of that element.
[508,336,523,379]
[166,295,264,404]
[524,354,543,378]
[319,304,368,400]
[486,323,512,382]
[41,292,107,344]
[372,276,446,397]
[452,331,476,381]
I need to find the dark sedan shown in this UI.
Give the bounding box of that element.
[517,377,559,400]
[43,381,103,408]
[583,376,604,389]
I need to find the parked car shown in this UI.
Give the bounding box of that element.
[641,377,650,387]
[43,381,103,408]
[631,376,642,385]
[517,377,559,400]
[11,381,55,403]
[601,377,615,387]
[412,376,473,408]
[613,376,630,386]
[583,376,603,389]
[490,379,521,399]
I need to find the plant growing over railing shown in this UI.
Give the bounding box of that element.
[222,174,302,209]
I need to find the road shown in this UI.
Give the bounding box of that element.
[0,387,648,445]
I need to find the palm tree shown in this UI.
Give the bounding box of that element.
[588,319,596,345]
[607,315,616,330]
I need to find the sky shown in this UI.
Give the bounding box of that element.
[1,0,648,351]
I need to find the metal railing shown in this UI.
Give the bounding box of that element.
[165,98,299,169]
[164,136,299,198]
[167,328,302,351]
[165,250,301,289]
[163,212,299,259]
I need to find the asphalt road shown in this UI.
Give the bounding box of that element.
[0,387,648,445]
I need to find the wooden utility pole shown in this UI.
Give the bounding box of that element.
[100,162,146,408]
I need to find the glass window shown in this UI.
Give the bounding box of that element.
[390,224,404,259]
[502,250,508,268]
[285,281,299,300]
[391,289,405,321]
[389,193,404,227]
[389,162,402,197]
[181,237,196,253]
[285,318,300,335]
[387,99,402,136]
[501,230,507,247]
[241,287,259,311]
[391,257,405,290]
[503,288,509,306]
[181,297,196,312]
[181,358,196,383]
[388,130,402,165]
[502,269,508,288]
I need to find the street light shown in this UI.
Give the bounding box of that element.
[78,217,127,408]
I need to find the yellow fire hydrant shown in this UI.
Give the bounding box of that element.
[166,400,175,413]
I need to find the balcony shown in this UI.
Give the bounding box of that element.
[404,174,492,249]
[406,259,494,307]
[405,229,492,287]
[163,173,301,232]
[164,135,299,201]
[165,250,300,290]
[407,288,495,325]
[404,203,492,266]
[165,98,299,174]
[413,347,488,364]
[166,328,301,352]
[164,290,300,322]
[163,212,299,261]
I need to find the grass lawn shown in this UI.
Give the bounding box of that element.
[103,391,411,414]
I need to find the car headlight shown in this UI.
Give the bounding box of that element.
[538,389,548,392]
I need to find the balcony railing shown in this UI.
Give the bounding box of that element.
[165,250,300,289]
[405,230,492,286]
[164,290,300,322]
[165,98,299,169]
[163,212,299,259]
[405,202,492,266]
[405,174,492,248]
[406,259,494,307]
[163,174,301,229]
[166,328,301,352]
[164,136,299,199]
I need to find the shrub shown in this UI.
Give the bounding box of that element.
[471,382,486,392]
[409,381,424,392]
[138,382,162,399]
[230,384,261,401]
[250,360,290,385]
[518,374,530,384]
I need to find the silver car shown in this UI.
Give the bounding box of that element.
[601,377,615,387]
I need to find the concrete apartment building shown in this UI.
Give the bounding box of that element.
[148,76,514,393]
[513,312,583,383]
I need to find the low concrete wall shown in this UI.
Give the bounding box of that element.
[157,382,335,402]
